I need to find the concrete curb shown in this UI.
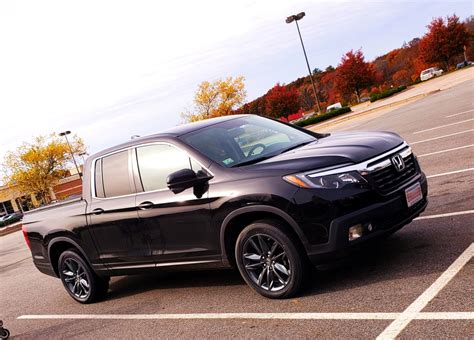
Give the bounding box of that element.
[0,222,22,237]
[307,89,441,130]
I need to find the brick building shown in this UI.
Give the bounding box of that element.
[0,173,82,215]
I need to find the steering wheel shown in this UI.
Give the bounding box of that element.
[247,143,266,157]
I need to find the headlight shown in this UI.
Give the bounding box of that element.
[283,171,366,189]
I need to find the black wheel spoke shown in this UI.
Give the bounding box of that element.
[257,267,265,286]
[273,252,285,261]
[267,267,274,290]
[269,241,278,257]
[65,260,75,273]
[249,238,262,255]
[257,235,270,254]
[272,268,286,285]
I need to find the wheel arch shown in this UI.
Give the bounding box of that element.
[48,237,92,277]
[219,205,308,266]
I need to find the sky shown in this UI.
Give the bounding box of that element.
[0,0,472,166]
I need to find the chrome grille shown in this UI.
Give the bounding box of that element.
[369,150,418,194]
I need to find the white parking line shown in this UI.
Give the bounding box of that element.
[377,243,473,340]
[413,118,474,134]
[417,144,474,157]
[426,168,474,179]
[18,313,399,320]
[416,312,474,320]
[415,210,474,220]
[411,129,474,145]
[446,109,474,118]
[16,312,474,321]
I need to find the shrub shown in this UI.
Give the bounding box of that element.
[370,85,407,102]
[294,106,351,127]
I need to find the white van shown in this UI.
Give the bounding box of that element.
[420,67,443,81]
[326,102,342,112]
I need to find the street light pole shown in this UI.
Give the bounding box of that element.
[59,130,82,179]
[286,12,322,113]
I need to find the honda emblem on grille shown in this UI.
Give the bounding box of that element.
[391,154,405,172]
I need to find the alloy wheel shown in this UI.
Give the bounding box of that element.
[61,258,91,299]
[242,234,291,291]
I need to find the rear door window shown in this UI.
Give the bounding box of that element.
[98,150,134,198]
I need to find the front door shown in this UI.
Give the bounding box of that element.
[134,143,218,265]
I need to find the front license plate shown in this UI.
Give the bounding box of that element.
[405,182,423,208]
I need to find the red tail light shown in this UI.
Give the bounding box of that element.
[22,225,31,249]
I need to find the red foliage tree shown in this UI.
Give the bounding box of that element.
[336,49,376,103]
[420,15,469,70]
[392,69,410,86]
[265,83,300,119]
[319,70,340,107]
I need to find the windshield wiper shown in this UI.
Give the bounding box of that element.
[231,155,274,167]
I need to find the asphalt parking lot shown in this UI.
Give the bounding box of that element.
[1,80,473,339]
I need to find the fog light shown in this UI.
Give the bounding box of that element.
[349,224,364,241]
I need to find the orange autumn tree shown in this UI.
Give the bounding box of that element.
[182,76,247,122]
[2,134,86,204]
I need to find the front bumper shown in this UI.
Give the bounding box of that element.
[306,174,428,264]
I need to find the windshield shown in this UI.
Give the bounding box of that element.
[182,115,315,167]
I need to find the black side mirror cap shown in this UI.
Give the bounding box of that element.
[167,169,213,194]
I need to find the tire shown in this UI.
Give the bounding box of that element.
[235,220,306,299]
[58,249,109,304]
[0,328,10,339]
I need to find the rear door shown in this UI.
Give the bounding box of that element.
[87,149,156,270]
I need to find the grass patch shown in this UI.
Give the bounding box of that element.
[294,106,351,127]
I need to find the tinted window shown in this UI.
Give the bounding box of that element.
[101,150,134,197]
[136,144,197,192]
[182,115,314,167]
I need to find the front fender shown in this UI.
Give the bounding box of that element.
[219,205,309,263]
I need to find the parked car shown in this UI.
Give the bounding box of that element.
[456,61,473,70]
[326,102,342,112]
[0,212,23,227]
[420,67,443,81]
[22,115,428,303]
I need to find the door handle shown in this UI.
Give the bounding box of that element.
[138,201,154,210]
[92,208,104,215]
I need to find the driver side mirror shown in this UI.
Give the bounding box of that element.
[166,168,213,195]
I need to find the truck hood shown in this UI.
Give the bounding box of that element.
[250,131,404,172]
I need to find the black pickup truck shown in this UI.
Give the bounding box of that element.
[22,115,427,303]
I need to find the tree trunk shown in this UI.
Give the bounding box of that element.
[354,89,361,103]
